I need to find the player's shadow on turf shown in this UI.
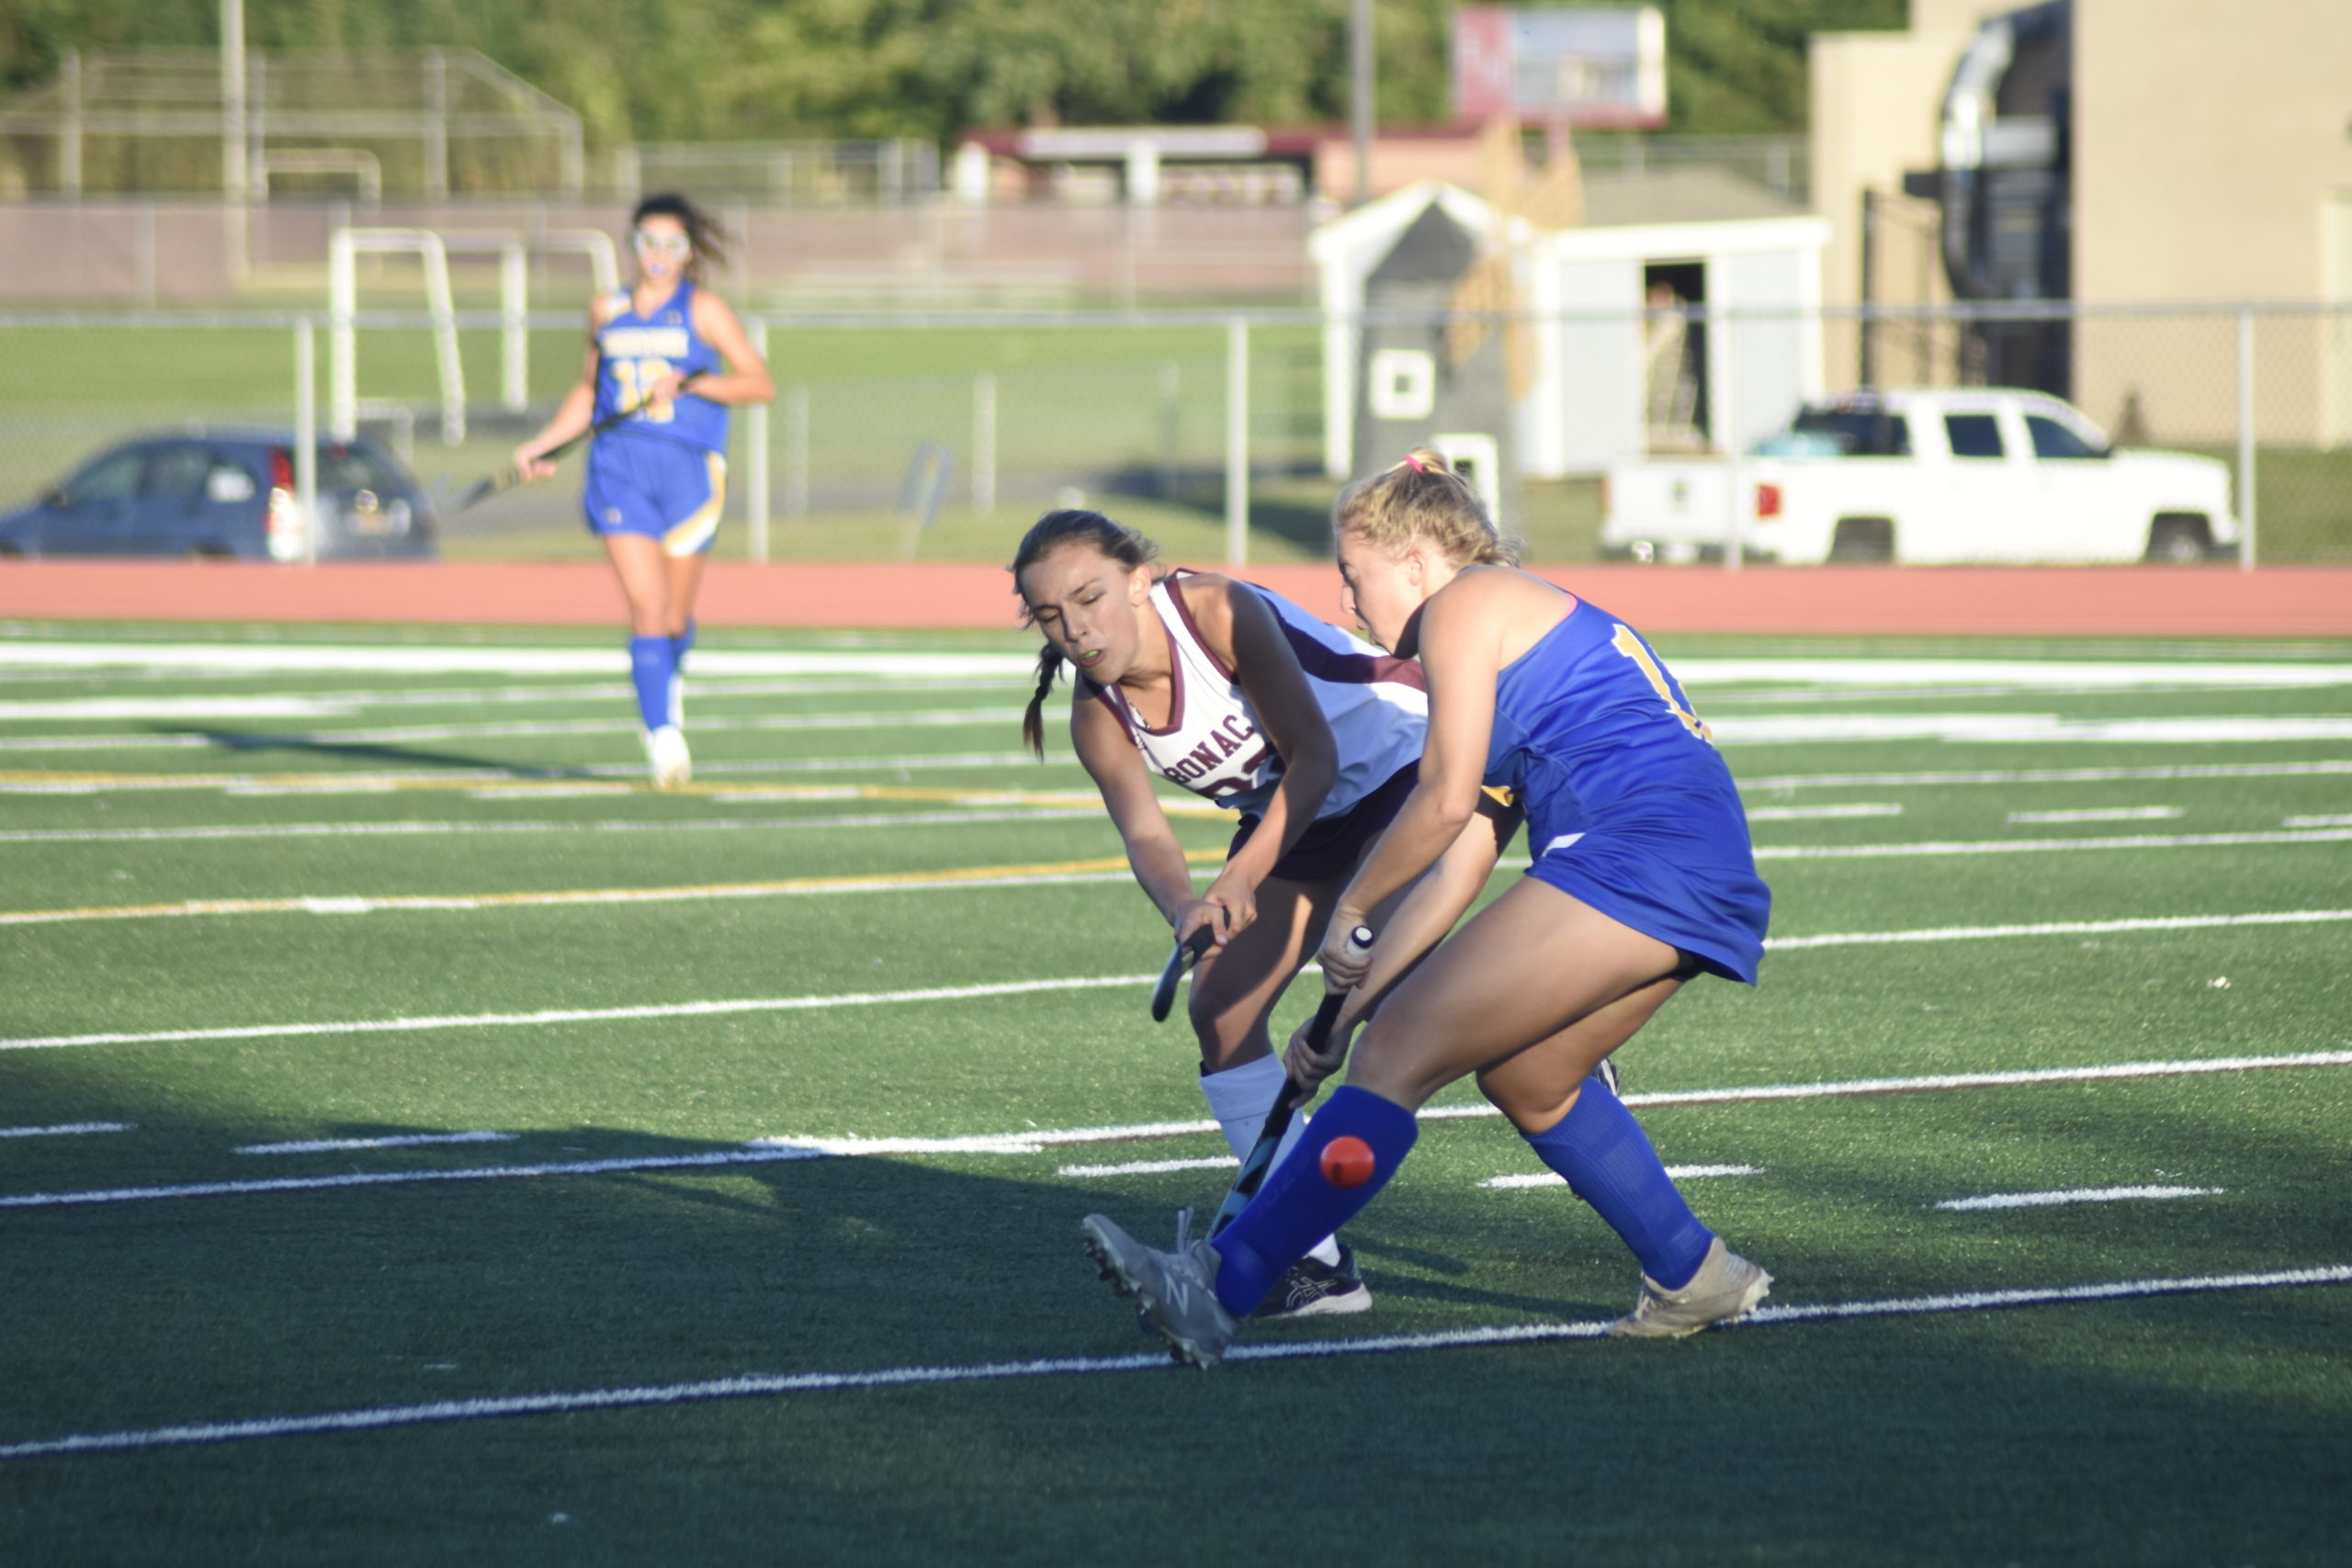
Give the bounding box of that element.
[174,727,601,778]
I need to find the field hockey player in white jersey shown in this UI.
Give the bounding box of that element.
[1013,509,1502,1320]
[1080,453,1774,1367]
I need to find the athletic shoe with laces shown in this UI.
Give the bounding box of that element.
[1608,1235,1771,1338]
[1252,1241,1373,1319]
[644,725,692,790]
[1081,1207,1238,1369]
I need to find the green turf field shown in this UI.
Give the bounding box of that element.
[2,622,2349,1563]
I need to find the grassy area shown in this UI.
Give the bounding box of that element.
[0,312,2340,565]
[0,626,2347,1561]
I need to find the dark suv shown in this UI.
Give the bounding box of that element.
[0,434,437,560]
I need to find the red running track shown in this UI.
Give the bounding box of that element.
[0,560,2346,637]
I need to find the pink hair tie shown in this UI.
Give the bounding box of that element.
[1402,454,1426,472]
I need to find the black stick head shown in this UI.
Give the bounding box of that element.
[1148,926,1216,1023]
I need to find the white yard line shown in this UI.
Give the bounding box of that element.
[0,644,1040,679]
[2006,807,2185,824]
[0,752,1056,794]
[1935,1185,2222,1212]
[0,808,1129,847]
[0,707,1027,753]
[236,1131,517,1156]
[3,1050,2346,1211]
[10,644,2349,686]
[1057,1156,1238,1179]
[1713,715,2352,744]
[1755,827,2352,861]
[0,1264,2343,1461]
[1736,760,2352,791]
[1742,803,1902,821]
[1481,1166,1759,1189]
[9,910,2350,1053]
[0,1122,132,1140]
[1762,908,2352,950]
[2285,814,2352,828]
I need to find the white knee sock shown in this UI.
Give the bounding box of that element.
[1199,1054,1342,1268]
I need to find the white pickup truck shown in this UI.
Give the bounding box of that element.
[1600,388,2241,565]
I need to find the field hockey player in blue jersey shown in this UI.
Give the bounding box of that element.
[1014,509,1507,1320]
[512,193,775,788]
[1081,450,1775,1366]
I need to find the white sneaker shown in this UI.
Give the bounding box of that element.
[644,725,692,790]
[1609,1236,1771,1338]
[1081,1208,1238,1369]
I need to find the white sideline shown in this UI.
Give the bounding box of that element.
[3,1050,2346,1212]
[0,1263,2344,1461]
[8,908,2351,1052]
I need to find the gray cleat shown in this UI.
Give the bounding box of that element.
[1082,1207,1240,1369]
[1609,1236,1772,1338]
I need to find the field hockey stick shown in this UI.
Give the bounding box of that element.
[456,369,707,512]
[1148,924,1216,1024]
[1206,923,1374,1239]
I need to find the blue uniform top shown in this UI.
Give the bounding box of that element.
[592,281,728,454]
[1484,593,1771,983]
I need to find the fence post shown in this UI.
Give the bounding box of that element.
[1158,360,1182,497]
[1721,306,1743,571]
[785,385,809,520]
[1226,316,1250,566]
[294,318,318,566]
[748,320,771,562]
[973,371,997,513]
[2236,308,2256,570]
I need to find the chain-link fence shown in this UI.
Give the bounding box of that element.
[1,302,2346,568]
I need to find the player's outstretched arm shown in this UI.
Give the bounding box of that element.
[513,319,606,480]
[1070,691,1207,941]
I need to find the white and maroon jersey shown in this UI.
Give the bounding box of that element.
[1082,571,1427,818]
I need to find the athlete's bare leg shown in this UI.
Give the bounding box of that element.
[1345,877,1683,1112]
[603,534,673,637]
[661,550,707,639]
[1187,874,1338,1073]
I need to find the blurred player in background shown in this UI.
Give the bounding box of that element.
[1013,508,1504,1319]
[1082,451,1773,1366]
[513,193,774,788]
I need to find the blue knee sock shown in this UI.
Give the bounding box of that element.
[1210,1087,1418,1317]
[628,636,676,733]
[668,622,695,728]
[1521,1073,1713,1290]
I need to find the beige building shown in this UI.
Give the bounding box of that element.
[1811,0,2352,445]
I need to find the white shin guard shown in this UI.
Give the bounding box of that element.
[1199,1053,1341,1267]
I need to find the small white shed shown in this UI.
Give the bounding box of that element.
[1312,170,1833,479]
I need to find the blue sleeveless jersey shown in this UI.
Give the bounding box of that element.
[592,281,728,454]
[1485,596,1770,983]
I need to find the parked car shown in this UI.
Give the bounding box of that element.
[1600,388,2240,565]
[0,433,437,561]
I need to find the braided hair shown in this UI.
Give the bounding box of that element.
[1008,509,1164,759]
